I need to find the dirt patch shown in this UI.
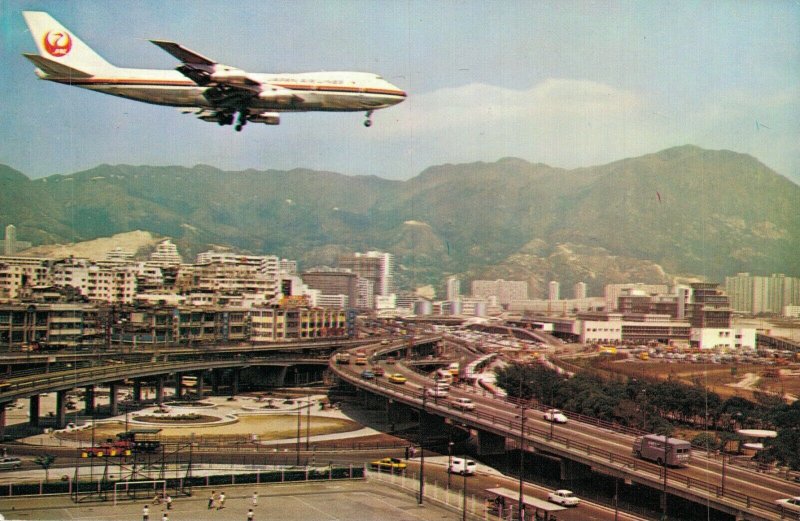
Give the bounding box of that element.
[62,415,361,443]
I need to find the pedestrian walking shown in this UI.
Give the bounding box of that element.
[217,491,226,510]
[251,491,258,507]
[247,508,254,521]
[208,490,215,509]
[142,505,149,521]
[166,495,172,510]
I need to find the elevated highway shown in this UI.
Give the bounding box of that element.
[330,347,798,521]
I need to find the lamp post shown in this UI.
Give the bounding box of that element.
[295,369,301,466]
[447,440,454,490]
[305,395,311,451]
[461,455,468,521]
[418,391,426,505]
[518,379,526,521]
[661,433,669,521]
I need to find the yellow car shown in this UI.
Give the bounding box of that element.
[370,457,407,473]
[387,373,407,384]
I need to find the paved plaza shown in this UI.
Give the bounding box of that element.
[0,479,467,521]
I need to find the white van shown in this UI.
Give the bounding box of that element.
[451,397,475,411]
[449,458,477,475]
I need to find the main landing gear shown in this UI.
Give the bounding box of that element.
[216,111,247,131]
[364,110,373,127]
[235,111,247,132]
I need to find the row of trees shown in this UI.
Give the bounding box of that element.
[493,363,800,470]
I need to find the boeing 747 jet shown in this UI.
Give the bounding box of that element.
[22,11,406,131]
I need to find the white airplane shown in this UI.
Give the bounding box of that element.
[22,11,406,131]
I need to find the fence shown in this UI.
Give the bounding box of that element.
[0,464,365,499]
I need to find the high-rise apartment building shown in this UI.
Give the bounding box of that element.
[725,273,800,315]
[3,225,16,256]
[604,283,669,311]
[573,282,587,300]
[471,279,528,306]
[338,251,394,306]
[302,268,359,309]
[548,281,560,301]
[148,239,183,267]
[446,276,461,301]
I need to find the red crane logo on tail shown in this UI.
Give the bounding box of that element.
[43,31,72,57]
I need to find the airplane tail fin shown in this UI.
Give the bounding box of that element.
[22,11,112,76]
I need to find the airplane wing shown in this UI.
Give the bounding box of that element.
[150,40,216,66]
[150,39,300,106]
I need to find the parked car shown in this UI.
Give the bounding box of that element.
[369,457,407,473]
[451,397,475,411]
[548,489,580,506]
[387,373,407,384]
[0,457,21,471]
[775,496,800,514]
[543,409,568,424]
[360,370,375,380]
[448,458,476,475]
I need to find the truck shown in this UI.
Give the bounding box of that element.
[632,434,691,467]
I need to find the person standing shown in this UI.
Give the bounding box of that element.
[251,491,258,507]
[142,505,149,521]
[217,491,226,510]
[161,513,168,521]
[165,495,172,510]
[208,490,215,509]
[247,508,254,521]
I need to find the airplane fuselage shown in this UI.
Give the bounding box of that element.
[40,67,405,113]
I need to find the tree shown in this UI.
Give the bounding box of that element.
[34,454,56,483]
[33,454,56,483]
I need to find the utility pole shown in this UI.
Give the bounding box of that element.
[518,378,526,521]
[418,391,426,505]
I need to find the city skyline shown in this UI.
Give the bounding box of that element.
[1,1,798,183]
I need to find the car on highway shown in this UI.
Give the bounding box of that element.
[448,458,476,475]
[543,409,568,423]
[0,457,21,471]
[451,397,475,411]
[387,373,407,384]
[369,457,407,473]
[547,489,580,506]
[775,496,800,514]
[360,370,375,380]
[425,387,448,398]
[372,366,385,376]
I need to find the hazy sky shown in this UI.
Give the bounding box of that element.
[1,1,798,182]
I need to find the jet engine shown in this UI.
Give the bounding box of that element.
[248,112,281,125]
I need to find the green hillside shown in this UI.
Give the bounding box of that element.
[2,145,797,297]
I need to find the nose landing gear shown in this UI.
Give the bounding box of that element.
[364,110,373,127]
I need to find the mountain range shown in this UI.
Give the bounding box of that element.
[2,145,798,298]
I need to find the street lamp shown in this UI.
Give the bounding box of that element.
[447,440,454,490]
[661,433,669,521]
[517,380,526,521]
[418,391,427,505]
[461,455,468,521]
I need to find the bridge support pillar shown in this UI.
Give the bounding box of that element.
[55,390,67,429]
[29,395,40,428]
[231,369,240,397]
[560,459,591,481]
[132,380,142,402]
[210,370,220,395]
[476,429,505,456]
[196,371,205,399]
[84,386,95,415]
[0,403,6,440]
[155,377,164,405]
[174,373,183,399]
[108,382,119,417]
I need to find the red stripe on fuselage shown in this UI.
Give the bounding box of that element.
[50,77,407,97]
